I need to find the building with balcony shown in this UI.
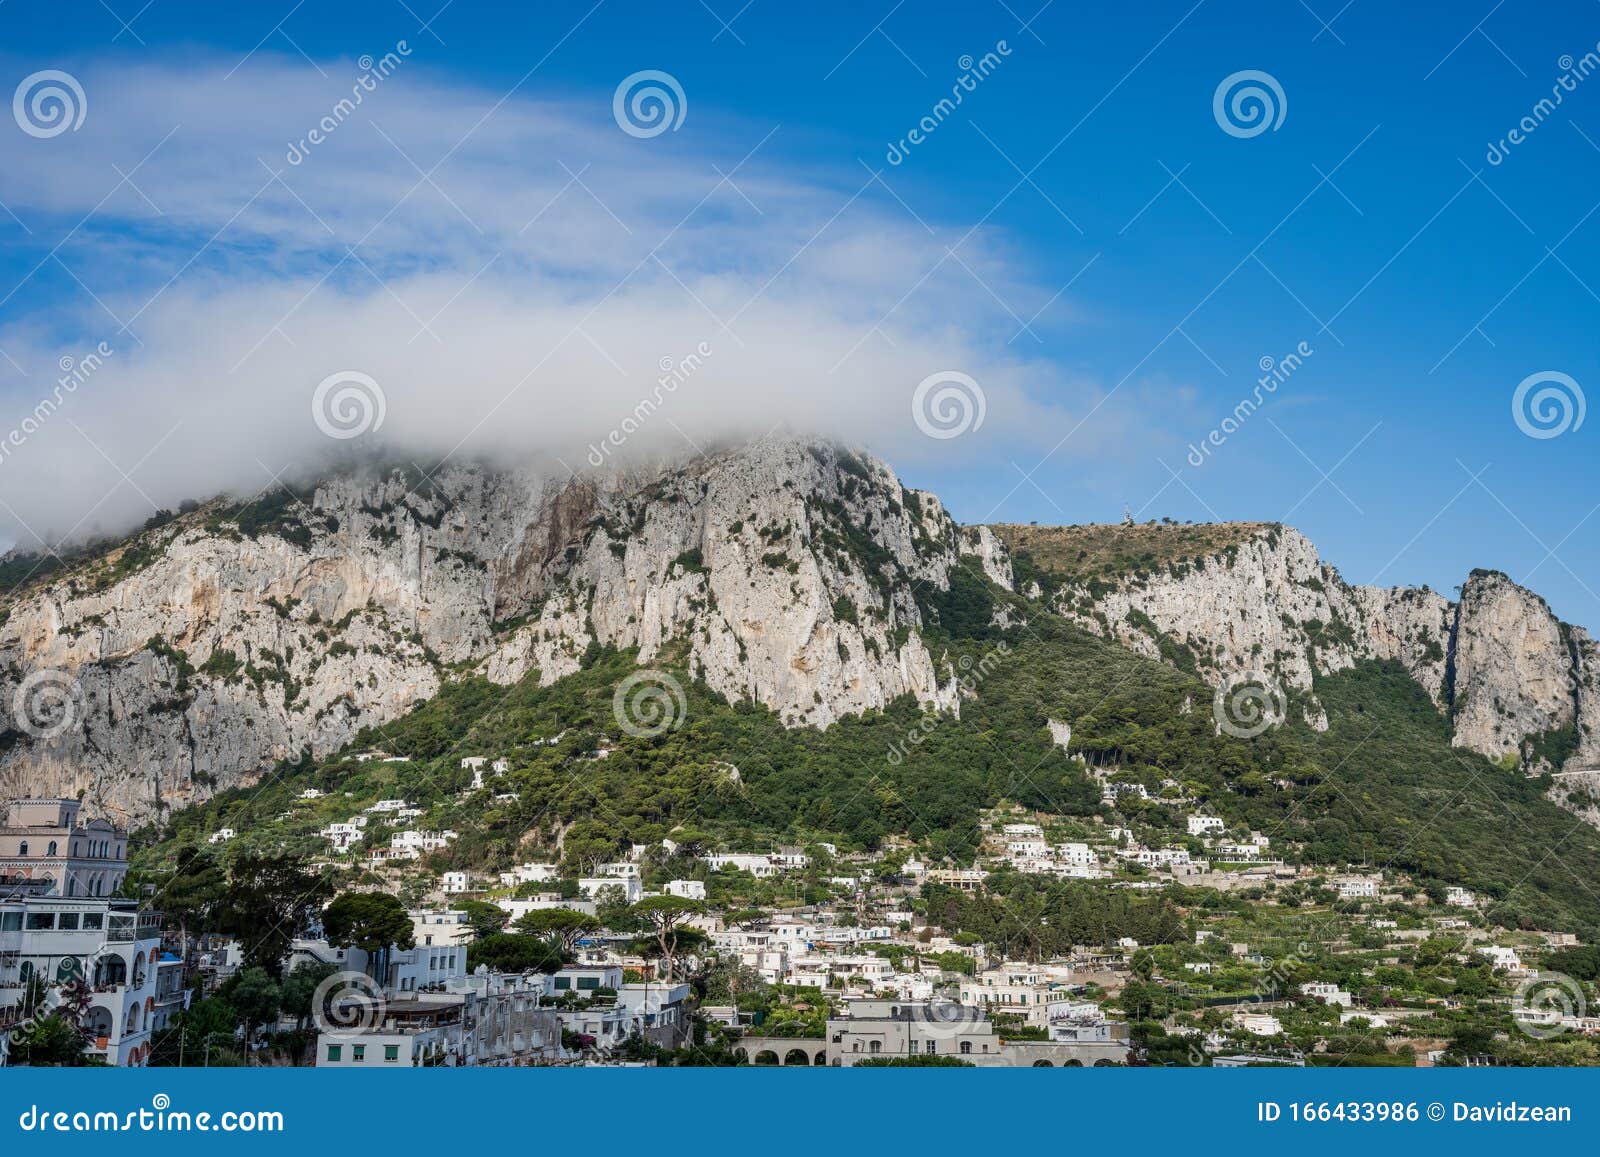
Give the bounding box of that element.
[0,799,128,899]
[0,895,164,1066]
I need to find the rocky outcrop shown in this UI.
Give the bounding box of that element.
[1028,525,1593,773]
[481,438,965,727]
[0,438,968,820]
[1042,525,1452,699]
[4,434,1596,824]
[1448,570,1576,764]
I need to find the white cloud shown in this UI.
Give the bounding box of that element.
[0,52,1166,549]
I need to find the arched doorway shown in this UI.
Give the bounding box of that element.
[752,1050,780,1066]
[783,1048,811,1067]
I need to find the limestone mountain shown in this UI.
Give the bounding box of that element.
[0,438,974,822]
[1,435,1595,834]
[988,521,1599,778]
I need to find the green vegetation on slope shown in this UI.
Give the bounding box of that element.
[137,584,1600,938]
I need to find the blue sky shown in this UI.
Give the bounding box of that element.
[0,0,1596,627]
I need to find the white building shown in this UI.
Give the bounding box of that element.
[665,879,706,900]
[1301,981,1353,1007]
[317,974,563,1068]
[578,877,642,904]
[1187,815,1225,836]
[0,894,164,1066]
[1233,1012,1284,1037]
[441,871,472,894]
[498,862,559,888]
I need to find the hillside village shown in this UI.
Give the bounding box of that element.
[5,779,1597,1069]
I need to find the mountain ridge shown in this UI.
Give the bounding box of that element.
[1,435,1595,828]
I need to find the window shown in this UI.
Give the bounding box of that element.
[384,1045,399,1063]
[553,977,570,990]
[326,1045,342,1062]
[47,841,57,856]
[960,1041,972,1055]
[25,911,55,930]
[82,913,103,930]
[868,1040,881,1054]
[351,1045,365,1062]
[577,976,600,990]
[1,912,21,932]
[57,912,80,930]
[17,842,26,856]
[926,1040,936,1054]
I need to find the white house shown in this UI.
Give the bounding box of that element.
[1301,981,1353,1007]
[665,879,706,900]
[578,876,643,903]
[442,871,472,894]
[1233,1012,1283,1037]
[1187,815,1225,836]
[0,894,164,1066]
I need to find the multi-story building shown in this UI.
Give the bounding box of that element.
[0,799,128,898]
[0,894,164,1066]
[317,975,565,1068]
[826,998,1002,1065]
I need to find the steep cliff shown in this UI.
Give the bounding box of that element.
[989,522,1594,775]
[0,438,970,821]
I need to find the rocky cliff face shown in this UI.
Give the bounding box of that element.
[1448,570,1576,762]
[5,437,1596,825]
[0,438,971,822]
[1000,523,1595,775]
